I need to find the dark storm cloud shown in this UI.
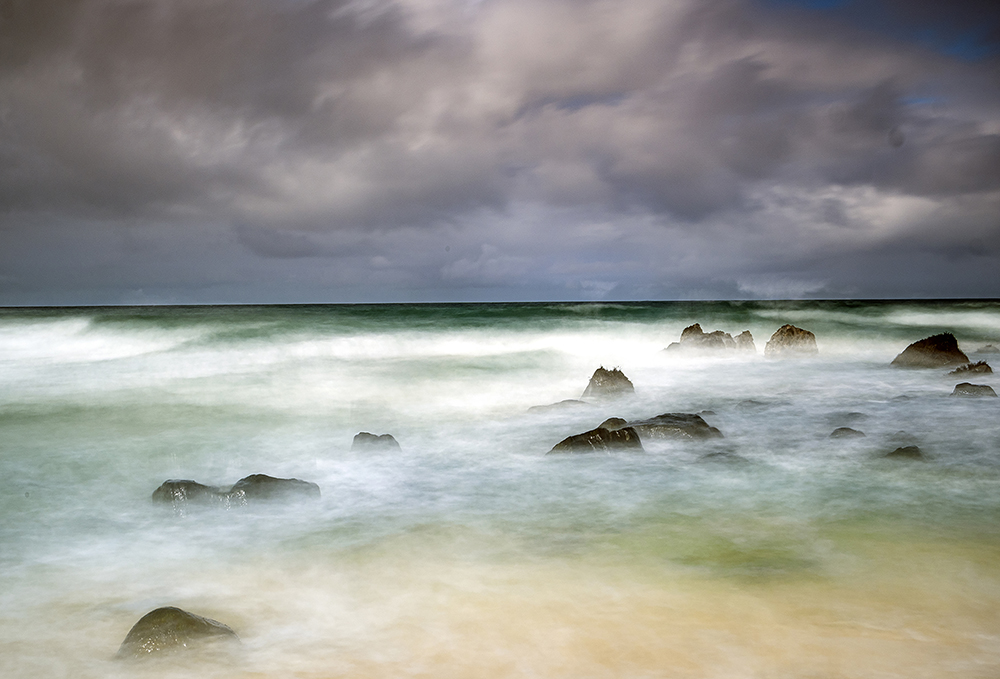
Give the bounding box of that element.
[0,0,998,303]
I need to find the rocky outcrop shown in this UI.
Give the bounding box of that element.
[949,361,992,375]
[764,325,818,358]
[886,445,925,460]
[548,425,643,454]
[891,333,969,368]
[581,367,634,399]
[830,427,865,438]
[613,412,723,440]
[117,607,239,659]
[351,432,401,451]
[950,383,998,398]
[153,474,320,510]
[665,323,755,353]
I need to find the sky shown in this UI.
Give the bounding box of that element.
[1,0,999,304]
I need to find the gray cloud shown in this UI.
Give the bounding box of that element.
[1,0,998,303]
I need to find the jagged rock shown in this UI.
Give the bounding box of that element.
[527,399,592,413]
[228,474,321,502]
[886,445,925,460]
[949,361,992,375]
[764,325,818,358]
[975,344,1000,354]
[116,607,239,659]
[581,367,634,399]
[351,432,402,451]
[548,425,643,454]
[830,427,866,439]
[665,323,755,353]
[151,480,226,507]
[613,412,723,440]
[891,333,969,368]
[950,383,998,398]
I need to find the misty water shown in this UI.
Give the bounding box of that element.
[1,301,999,678]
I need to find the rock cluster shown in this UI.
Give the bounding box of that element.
[949,361,992,375]
[582,367,634,399]
[152,474,320,510]
[891,333,969,368]
[117,607,239,659]
[764,325,818,358]
[351,432,401,451]
[548,412,722,454]
[665,323,755,353]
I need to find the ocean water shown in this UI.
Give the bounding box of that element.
[1,300,999,678]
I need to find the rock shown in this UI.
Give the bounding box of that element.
[548,425,644,454]
[598,417,628,429]
[764,325,818,358]
[581,367,634,399]
[666,323,755,353]
[975,344,999,354]
[116,607,239,659]
[830,427,866,439]
[151,480,226,507]
[228,474,321,502]
[351,432,402,451]
[949,361,992,375]
[891,333,969,368]
[886,445,925,460]
[950,382,998,398]
[527,399,591,413]
[616,412,723,440]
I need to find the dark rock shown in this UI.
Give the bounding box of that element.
[618,412,723,440]
[764,325,818,358]
[974,344,999,354]
[666,323,755,353]
[949,361,992,375]
[527,399,591,413]
[598,417,628,429]
[950,382,998,398]
[228,474,321,503]
[886,445,925,460]
[548,426,643,454]
[151,480,226,507]
[830,427,866,439]
[116,607,238,659]
[891,333,969,368]
[351,432,402,451]
[581,367,634,399]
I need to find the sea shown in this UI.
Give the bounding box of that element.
[1,300,998,679]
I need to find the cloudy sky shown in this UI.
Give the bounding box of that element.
[1,0,998,304]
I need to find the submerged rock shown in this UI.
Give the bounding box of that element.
[950,382,998,398]
[886,445,925,461]
[151,480,226,507]
[228,474,321,503]
[764,325,818,358]
[616,412,723,440]
[581,367,634,399]
[665,323,755,353]
[975,344,1000,354]
[548,425,643,454]
[830,427,866,439]
[949,361,993,375]
[891,333,969,368]
[117,607,239,659]
[351,432,402,451]
[527,399,591,413]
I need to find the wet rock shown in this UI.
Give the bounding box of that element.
[351,432,402,451]
[228,474,321,502]
[764,325,818,358]
[975,344,1000,354]
[950,382,998,398]
[616,412,723,440]
[527,399,592,413]
[151,480,226,507]
[665,323,755,353]
[581,367,634,399]
[891,333,969,368]
[830,427,866,439]
[886,445,925,460]
[598,417,628,429]
[548,425,643,454]
[949,361,992,375]
[116,606,239,659]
